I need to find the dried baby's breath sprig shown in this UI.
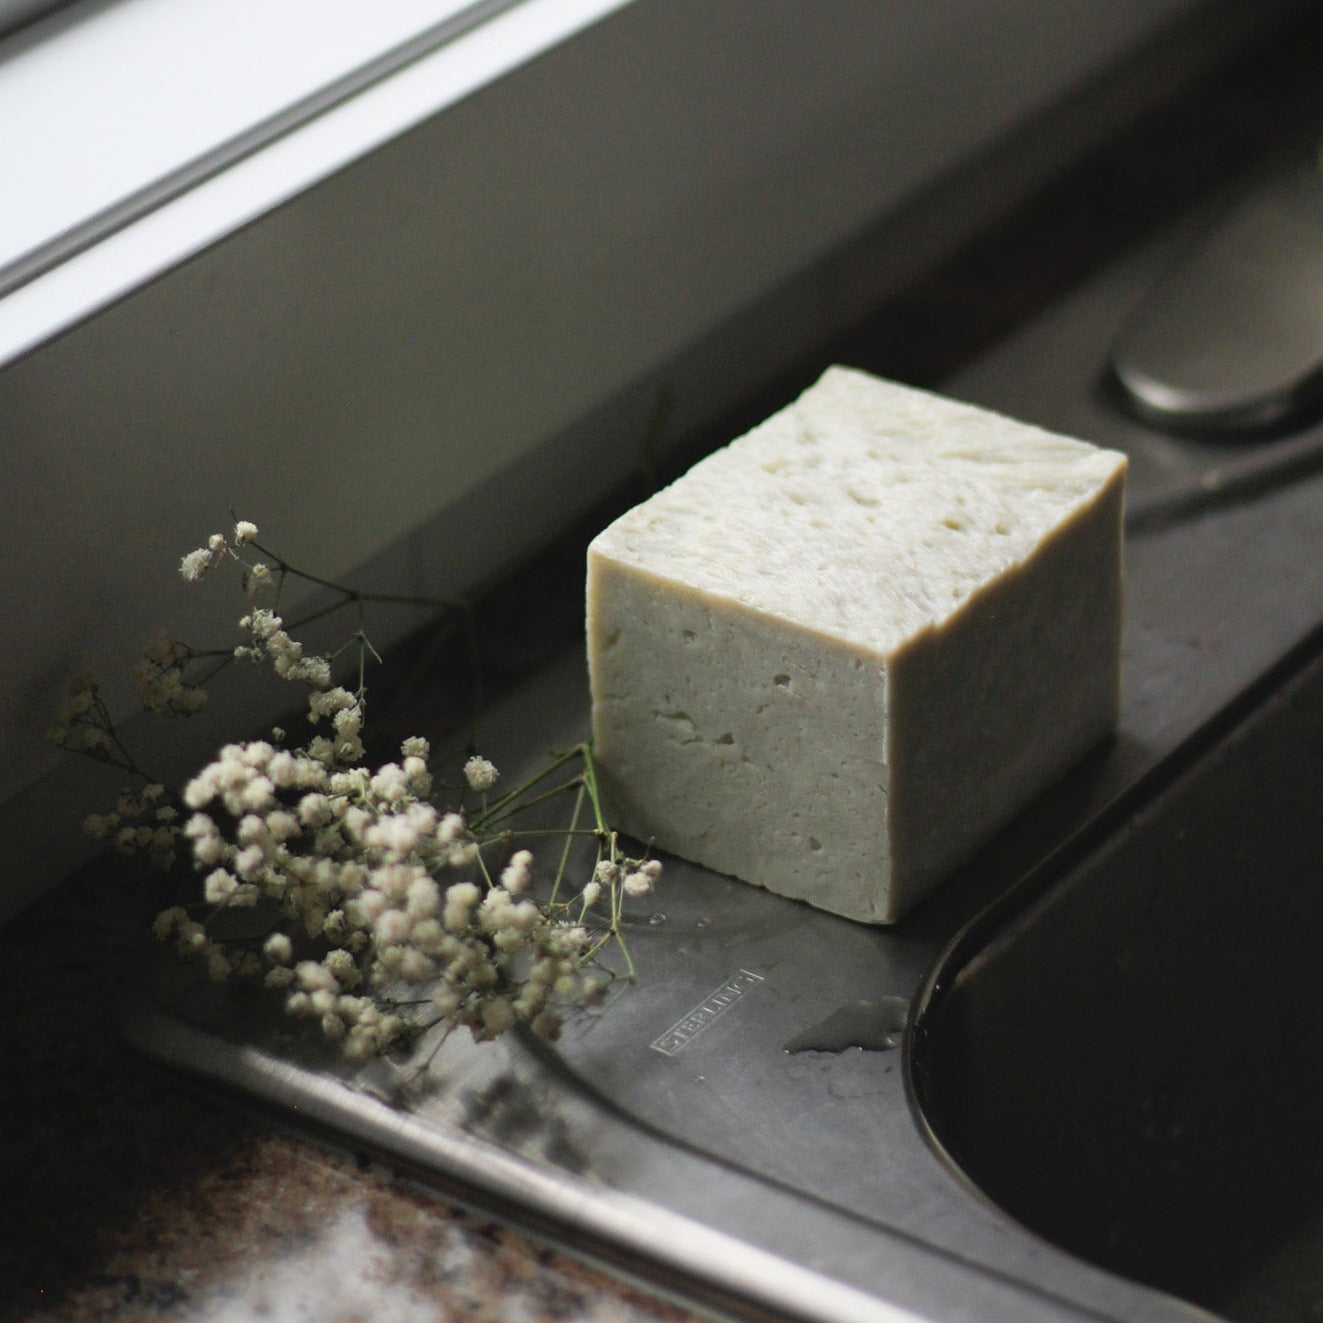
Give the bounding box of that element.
[57,518,659,1059]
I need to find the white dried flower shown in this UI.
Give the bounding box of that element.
[248,609,282,641]
[350,889,389,926]
[402,755,431,797]
[478,997,516,1040]
[306,736,337,765]
[463,755,498,792]
[308,687,356,722]
[324,948,359,988]
[365,815,418,855]
[443,881,480,932]
[343,1028,377,1062]
[204,868,238,905]
[246,562,274,597]
[234,519,258,543]
[264,932,293,964]
[373,909,410,946]
[322,910,349,945]
[500,850,534,895]
[405,801,437,837]
[399,948,433,982]
[296,960,339,993]
[332,707,362,740]
[437,812,465,844]
[233,844,266,881]
[447,839,479,868]
[179,547,216,582]
[370,764,410,805]
[406,876,440,919]
[266,751,301,788]
[265,810,300,843]
[622,870,654,897]
[183,773,216,811]
[294,657,332,688]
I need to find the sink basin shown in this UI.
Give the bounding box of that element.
[911,628,1323,1321]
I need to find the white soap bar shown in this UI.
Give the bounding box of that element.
[586,367,1126,923]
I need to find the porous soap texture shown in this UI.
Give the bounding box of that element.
[586,367,1126,923]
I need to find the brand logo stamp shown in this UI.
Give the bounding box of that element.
[650,969,764,1056]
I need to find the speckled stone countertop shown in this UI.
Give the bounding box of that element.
[1,854,704,1323]
[6,14,1323,1323]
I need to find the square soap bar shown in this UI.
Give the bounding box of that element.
[586,367,1126,923]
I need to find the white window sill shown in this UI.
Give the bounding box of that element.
[0,0,627,362]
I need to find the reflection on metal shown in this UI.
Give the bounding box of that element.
[1111,145,1323,436]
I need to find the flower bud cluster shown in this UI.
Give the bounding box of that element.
[235,610,332,689]
[77,516,663,1064]
[154,657,637,1056]
[178,519,262,583]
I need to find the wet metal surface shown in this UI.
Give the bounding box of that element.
[126,389,1323,1323]
[122,135,1323,1323]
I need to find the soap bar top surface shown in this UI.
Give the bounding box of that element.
[592,366,1126,655]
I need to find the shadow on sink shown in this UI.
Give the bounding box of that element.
[910,640,1323,1323]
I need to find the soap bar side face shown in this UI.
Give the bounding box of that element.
[883,466,1125,918]
[587,555,892,921]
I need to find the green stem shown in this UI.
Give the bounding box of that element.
[578,741,609,835]
[472,776,584,830]
[469,745,585,833]
[484,827,600,841]
[548,780,587,908]
[612,925,637,982]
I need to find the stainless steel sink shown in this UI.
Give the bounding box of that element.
[121,148,1323,1323]
[908,163,1323,1321]
[912,627,1323,1322]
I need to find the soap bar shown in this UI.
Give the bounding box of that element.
[586,367,1126,923]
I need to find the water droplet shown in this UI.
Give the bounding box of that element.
[695,916,711,930]
[784,995,909,1054]
[648,912,667,926]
